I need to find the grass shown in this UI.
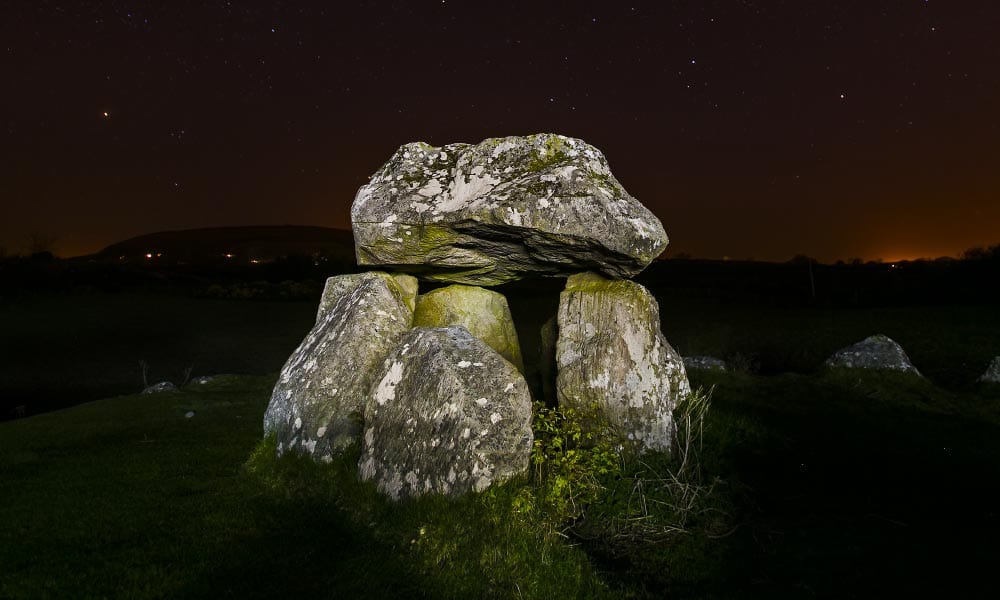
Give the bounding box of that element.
[3,369,999,597]
[2,287,1000,597]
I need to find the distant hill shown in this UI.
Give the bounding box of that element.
[96,225,356,265]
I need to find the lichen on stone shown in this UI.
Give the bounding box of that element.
[351,133,669,285]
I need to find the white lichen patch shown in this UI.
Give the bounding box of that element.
[374,361,405,405]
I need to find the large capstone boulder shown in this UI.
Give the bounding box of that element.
[555,272,690,454]
[264,272,416,459]
[824,334,921,375]
[351,133,668,285]
[979,357,1000,383]
[359,326,533,500]
[413,284,524,372]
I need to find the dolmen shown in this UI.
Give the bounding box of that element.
[263,133,690,500]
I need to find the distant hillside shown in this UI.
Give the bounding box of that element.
[96,225,356,265]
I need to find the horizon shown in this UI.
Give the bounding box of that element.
[6,222,993,266]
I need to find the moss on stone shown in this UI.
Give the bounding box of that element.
[413,285,524,373]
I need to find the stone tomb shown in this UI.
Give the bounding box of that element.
[263,134,691,500]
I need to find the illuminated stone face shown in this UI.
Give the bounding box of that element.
[351,133,669,286]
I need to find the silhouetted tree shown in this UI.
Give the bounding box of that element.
[962,244,1000,262]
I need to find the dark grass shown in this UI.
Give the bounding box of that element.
[3,372,1000,597]
[2,286,1000,597]
[0,291,317,418]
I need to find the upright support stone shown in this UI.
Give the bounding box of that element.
[264,272,416,460]
[555,272,690,454]
[359,326,533,500]
[413,284,524,372]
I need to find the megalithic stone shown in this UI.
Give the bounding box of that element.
[351,133,669,285]
[555,272,690,454]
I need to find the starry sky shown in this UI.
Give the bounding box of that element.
[3,1,999,262]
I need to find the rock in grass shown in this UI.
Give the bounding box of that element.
[683,356,728,372]
[555,272,690,454]
[413,284,524,372]
[979,357,1000,383]
[264,272,416,460]
[142,381,177,394]
[359,327,533,500]
[824,334,921,375]
[351,133,668,285]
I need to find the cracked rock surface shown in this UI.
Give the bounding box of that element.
[351,133,668,285]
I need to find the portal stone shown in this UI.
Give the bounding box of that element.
[555,272,690,453]
[359,326,533,500]
[264,272,414,459]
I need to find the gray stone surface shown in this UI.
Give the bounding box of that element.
[413,284,524,372]
[359,326,533,500]
[683,356,728,372]
[979,357,1000,383]
[142,381,176,394]
[317,272,417,322]
[824,334,921,375]
[264,272,414,460]
[555,272,690,454]
[351,133,668,285]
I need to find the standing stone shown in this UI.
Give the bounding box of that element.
[351,133,669,285]
[413,284,524,372]
[555,272,690,454]
[359,327,533,500]
[979,357,1000,383]
[824,334,921,375]
[264,272,416,460]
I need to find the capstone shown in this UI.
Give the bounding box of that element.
[351,133,668,285]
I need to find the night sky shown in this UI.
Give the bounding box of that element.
[3,1,999,262]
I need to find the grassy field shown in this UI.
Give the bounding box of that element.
[2,286,999,597]
[2,370,999,597]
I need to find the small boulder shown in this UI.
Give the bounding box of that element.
[413,284,524,372]
[979,357,1000,383]
[824,334,921,375]
[683,356,728,372]
[142,381,176,394]
[351,133,669,285]
[556,272,690,454]
[264,272,415,460]
[359,326,533,500]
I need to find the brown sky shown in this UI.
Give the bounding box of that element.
[3,1,998,262]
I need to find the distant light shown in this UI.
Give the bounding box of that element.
[224,253,234,259]
[156,253,162,257]
[102,111,110,118]
[145,253,153,259]
[250,258,260,264]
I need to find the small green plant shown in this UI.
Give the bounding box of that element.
[530,401,622,526]
[572,387,730,558]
